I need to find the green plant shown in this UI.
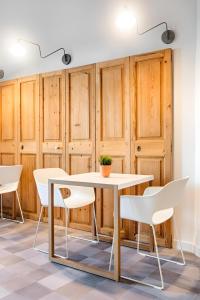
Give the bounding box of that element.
[99,155,112,166]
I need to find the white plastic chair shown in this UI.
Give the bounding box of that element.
[33,168,99,256]
[109,177,189,290]
[0,165,24,224]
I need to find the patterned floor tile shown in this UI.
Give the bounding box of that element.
[0,219,200,300]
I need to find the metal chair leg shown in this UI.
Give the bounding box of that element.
[121,224,164,290]
[0,195,3,219]
[93,202,99,243]
[174,218,185,265]
[0,191,24,224]
[16,191,24,224]
[65,208,69,258]
[109,238,114,271]
[137,221,185,266]
[137,222,141,254]
[67,203,99,244]
[33,206,48,254]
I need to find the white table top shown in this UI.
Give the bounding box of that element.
[49,172,154,190]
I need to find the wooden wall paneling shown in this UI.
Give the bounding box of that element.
[0,80,18,218]
[66,65,96,231]
[17,76,40,220]
[96,57,131,238]
[40,71,66,225]
[130,49,173,248]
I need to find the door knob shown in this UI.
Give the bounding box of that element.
[55,146,62,150]
[137,145,141,152]
[21,145,24,150]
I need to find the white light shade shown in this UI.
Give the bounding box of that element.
[9,42,26,57]
[116,8,136,32]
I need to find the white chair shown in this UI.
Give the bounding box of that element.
[33,168,99,257]
[0,165,24,224]
[109,177,189,290]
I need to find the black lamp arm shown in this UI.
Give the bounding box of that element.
[137,21,168,35]
[18,39,66,58]
[18,39,71,65]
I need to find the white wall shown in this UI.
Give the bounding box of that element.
[194,0,200,256]
[0,0,198,254]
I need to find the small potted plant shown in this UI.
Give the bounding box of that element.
[99,155,112,177]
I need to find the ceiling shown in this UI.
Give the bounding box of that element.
[0,0,183,80]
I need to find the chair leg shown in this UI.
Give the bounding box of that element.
[121,224,164,290]
[174,218,185,265]
[109,238,114,271]
[137,221,185,266]
[65,208,69,258]
[151,224,164,289]
[137,222,141,254]
[0,195,3,219]
[93,202,99,243]
[1,192,24,224]
[67,203,99,244]
[16,191,24,224]
[33,206,48,254]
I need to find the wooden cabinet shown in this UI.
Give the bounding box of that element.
[0,49,173,248]
[17,76,40,220]
[39,71,66,225]
[66,65,96,231]
[130,49,172,247]
[95,58,131,238]
[0,81,18,217]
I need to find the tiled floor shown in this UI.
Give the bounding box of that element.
[0,219,200,300]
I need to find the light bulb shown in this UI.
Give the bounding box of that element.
[116,8,136,32]
[9,42,26,57]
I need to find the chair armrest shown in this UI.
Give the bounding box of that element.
[143,186,163,196]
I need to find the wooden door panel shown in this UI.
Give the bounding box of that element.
[43,76,62,141]
[43,153,63,221]
[0,81,17,218]
[20,81,35,141]
[40,71,66,225]
[20,154,37,213]
[96,58,130,237]
[131,49,172,248]
[66,65,95,231]
[0,153,16,216]
[18,76,39,220]
[70,72,90,140]
[1,86,15,140]
[136,59,161,138]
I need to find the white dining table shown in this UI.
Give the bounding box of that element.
[48,172,154,281]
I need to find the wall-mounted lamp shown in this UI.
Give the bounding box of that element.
[11,39,72,65]
[138,21,175,44]
[116,7,175,44]
[0,70,4,79]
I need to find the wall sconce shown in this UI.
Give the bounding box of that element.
[0,70,4,79]
[116,6,175,44]
[138,21,175,44]
[12,39,72,65]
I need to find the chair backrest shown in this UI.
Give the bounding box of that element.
[151,177,189,212]
[120,177,189,224]
[0,165,23,190]
[33,168,67,207]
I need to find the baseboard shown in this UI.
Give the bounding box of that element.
[173,239,200,257]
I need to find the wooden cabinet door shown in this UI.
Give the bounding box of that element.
[130,49,172,248]
[17,76,40,220]
[40,71,66,225]
[66,65,95,231]
[96,58,130,238]
[0,81,18,218]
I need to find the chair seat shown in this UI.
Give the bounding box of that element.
[63,195,95,209]
[0,184,16,194]
[152,208,174,225]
